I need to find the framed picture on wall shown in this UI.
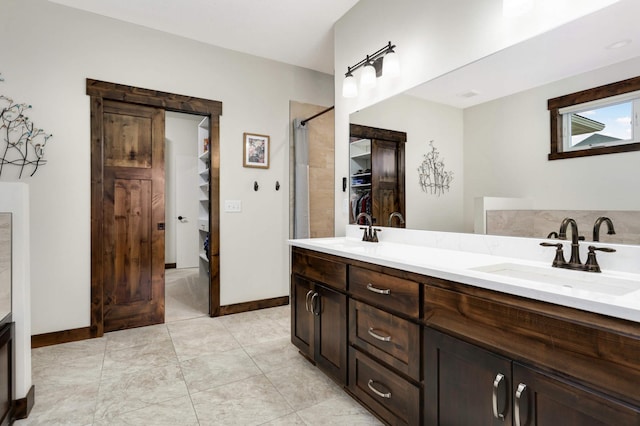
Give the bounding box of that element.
[243,132,270,169]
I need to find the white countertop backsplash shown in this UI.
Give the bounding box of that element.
[289,226,640,323]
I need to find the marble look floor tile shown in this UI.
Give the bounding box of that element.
[296,394,383,426]
[31,337,107,367]
[243,337,300,374]
[167,316,240,361]
[94,363,189,420]
[93,395,198,426]
[13,382,99,426]
[180,347,262,393]
[101,339,179,379]
[220,314,290,347]
[105,324,172,353]
[191,375,294,426]
[260,412,307,425]
[165,268,208,323]
[32,352,104,394]
[265,356,344,411]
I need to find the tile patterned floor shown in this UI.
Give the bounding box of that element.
[16,269,382,425]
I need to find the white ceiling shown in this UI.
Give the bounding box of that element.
[47,0,360,75]
[47,0,640,108]
[407,0,640,108]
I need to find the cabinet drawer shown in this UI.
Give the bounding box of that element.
[349,266,419,318]
[349,347,420,425]
[350,300,420,381]
[292,248,347,291]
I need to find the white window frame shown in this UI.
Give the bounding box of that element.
[560,90,640,152]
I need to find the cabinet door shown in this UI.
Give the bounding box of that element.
[424,327,512,426]
[314,284,347,384]
[291,275,314,359]
[512,364,640,426]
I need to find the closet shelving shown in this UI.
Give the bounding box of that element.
[349,138,372,223]
[198,117,210,275]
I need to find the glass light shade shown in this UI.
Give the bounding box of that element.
[360,63,377,89]
[342,74,358,98]
[503,0,534,17]
[382,50,400,77]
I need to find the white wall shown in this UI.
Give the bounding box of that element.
[463,56,640,232]
[1,0,333,334]
[333,0,622,236]
[165,112,202,266]
[350,95,464,231]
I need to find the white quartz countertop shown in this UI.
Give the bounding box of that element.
[289,237,640,323]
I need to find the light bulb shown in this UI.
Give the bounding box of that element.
[383,50,400,77]
[342,74,358,98]
[360,63,377,89]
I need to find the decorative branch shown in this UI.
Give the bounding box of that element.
[0,73,51,178]
[417,140,453,196]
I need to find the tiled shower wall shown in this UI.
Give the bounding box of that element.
[486,210,640,244]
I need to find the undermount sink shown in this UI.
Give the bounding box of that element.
[471,263,640,297]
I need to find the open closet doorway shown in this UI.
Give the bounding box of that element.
[165,112,210,322]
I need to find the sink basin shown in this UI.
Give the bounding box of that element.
[471,263,640,296]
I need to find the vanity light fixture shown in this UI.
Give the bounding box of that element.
[341,41,399,98]
[503,0,534,17]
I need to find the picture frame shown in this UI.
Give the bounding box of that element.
[243,132,270,169]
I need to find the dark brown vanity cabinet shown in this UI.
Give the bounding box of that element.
[0,320,13,426]
[347,265,421,425]
[291,248,347,384]
[424,327,640,426]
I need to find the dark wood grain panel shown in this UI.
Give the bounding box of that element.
[348,347,420,425]
[208,116,221,317]
[13,384,34,420]
[31,326,93,348]
[350,265,419,319]
[423,284,640,407]
[316,285,347,384]
[350,123,407,143]
[350,299,420,381]
[219,296,288,316]
[291,247,347,291]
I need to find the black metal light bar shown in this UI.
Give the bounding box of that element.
[345,41,396,77]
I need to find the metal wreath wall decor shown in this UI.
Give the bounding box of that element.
[0,73,51,178]
[417,140,453,196]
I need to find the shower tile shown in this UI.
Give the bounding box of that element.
[180,347,262,393]
[94,363,189,420]
[167,316,240,361]
[191,375,293,425]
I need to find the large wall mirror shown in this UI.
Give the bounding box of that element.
[349,1,640,245]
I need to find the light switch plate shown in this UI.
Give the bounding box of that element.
[224,200,242,212]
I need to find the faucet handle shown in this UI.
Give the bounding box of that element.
[359,227,370,242]
[371,228,382,243]
[540,242,566,268]
[584,246,616,273]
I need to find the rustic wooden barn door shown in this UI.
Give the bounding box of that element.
[100,100,165,331]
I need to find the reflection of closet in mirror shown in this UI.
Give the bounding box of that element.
[349,124,406,227]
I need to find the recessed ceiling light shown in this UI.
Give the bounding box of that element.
[606,39,632,50]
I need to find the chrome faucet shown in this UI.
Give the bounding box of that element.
[593,216,615,242]
[541,217,616,272]
[356,212,380,242]
[558,217,582,268]
[388,212,405,227]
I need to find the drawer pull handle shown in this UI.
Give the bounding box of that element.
[514,383,527,426]
[366,283,391,295]
[492,373,506,421]
[367,327,392,342]
[367,379,391,399]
